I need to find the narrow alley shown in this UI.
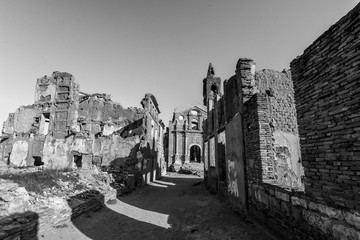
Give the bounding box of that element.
[41,173,276,240]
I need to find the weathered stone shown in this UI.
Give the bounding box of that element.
[255,189,269,206]
[0,194,14,202]
[303,210,332,234]
[0,182,19,191]
[275,190,290,202]
[308,202,344,220]
[331,224,360,240]
[291,196,308,209]
[344,211,360,230]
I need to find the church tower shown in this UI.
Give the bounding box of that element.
[203,63,221,106]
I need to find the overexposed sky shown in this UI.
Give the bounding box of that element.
[0,0,358,126]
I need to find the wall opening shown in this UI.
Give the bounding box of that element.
[33,156,44,166]
[190,145,201,163]
[191,119,199,130]
[210,84,218,94]
[73,154,82,168]
[40,113,50,135]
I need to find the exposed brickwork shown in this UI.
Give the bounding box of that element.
[204,4,360,236]
[291,2,360,211]
[243,95,262,182]
[255,70,298,134]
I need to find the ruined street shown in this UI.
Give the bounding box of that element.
[40,173,275,240]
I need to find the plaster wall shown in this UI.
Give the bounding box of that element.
[225,114,246,211]
[9,140,29,166]
[14,107,37,133]
[42,136,73,168]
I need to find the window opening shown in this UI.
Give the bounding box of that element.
[40,113,50,135]
[191,119,199,130]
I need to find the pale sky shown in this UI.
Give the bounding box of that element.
[0,0,358,126]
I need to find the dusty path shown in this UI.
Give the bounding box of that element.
[41,173,276,240]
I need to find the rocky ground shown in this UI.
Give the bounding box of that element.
[0,166,117,237]
[41,173,277,240]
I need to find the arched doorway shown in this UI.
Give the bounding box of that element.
[189,145,201,163]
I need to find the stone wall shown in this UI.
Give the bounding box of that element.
[249,182,360,240]
[0,73,165,189]
[0,212,39,240]
[203,4,360,235]
[167,104,206,169]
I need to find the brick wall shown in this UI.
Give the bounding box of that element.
[243,95,262,182]
[247,3,360,240]
[291,2,360,211]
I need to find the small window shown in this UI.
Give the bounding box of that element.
[211,84,218,94]
[190,110,198,116]
[191,119,199,130]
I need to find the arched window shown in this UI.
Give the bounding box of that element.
[191,119,199,130]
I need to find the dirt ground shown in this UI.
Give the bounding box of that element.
[40,173,276,240]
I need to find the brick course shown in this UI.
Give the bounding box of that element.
[291,2,360,211]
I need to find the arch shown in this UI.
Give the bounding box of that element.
[210,84,218,94]
[189,144,201,163]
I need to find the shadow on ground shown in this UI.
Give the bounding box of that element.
[69,175,199,240]
[0,212,39,240]
[68,174,275,240]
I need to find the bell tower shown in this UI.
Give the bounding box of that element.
[203,63,221,106]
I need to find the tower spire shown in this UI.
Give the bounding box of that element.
[207,62,215,77]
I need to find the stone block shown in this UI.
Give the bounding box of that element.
[303,210,332,234]
[269,196,281,210]
[291,196,308,209]
[344,210,360,230]
[308,202,344,220]
[275,190,290,202]
[255,189,269,206]
[281,201,290,217]
[331,224,360,240]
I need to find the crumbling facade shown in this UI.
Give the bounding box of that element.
[203,3,360,239]
[0,72,165,183]
[203,60,304,204]
[166,104,206,169]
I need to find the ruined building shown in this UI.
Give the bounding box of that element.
[203,3,360,240]
[166,104,206,169]
[0,72,165,182]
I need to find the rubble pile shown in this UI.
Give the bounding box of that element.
[0,166,116,237]
[178,162,204,177]
[105,156,145,196]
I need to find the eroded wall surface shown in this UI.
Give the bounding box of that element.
[0,73,165,185]
[225,114,246,211]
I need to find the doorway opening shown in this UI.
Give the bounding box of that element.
[73,154,82,168]
[33,156,44,166]
[190,145,201,163]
